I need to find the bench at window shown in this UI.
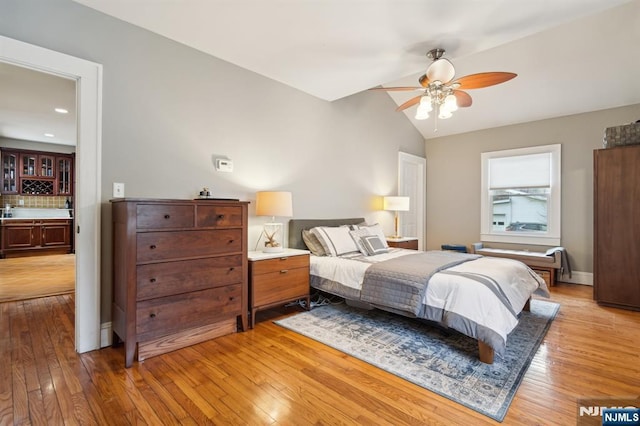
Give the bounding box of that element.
[473,247,561,287]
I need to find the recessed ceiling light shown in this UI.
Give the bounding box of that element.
[44,133,55,138]
[54,108,68,114]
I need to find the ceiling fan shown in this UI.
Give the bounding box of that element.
[371,48,517,127]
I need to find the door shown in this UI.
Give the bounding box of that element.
[398,152,426,250]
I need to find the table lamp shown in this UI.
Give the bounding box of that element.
[255,191,293,253]
[383,196,410,238]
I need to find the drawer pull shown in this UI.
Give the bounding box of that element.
[150,278,156,283]
[229,267,235,272]
[149,313,156,318]
[279,257,288,261]
[150,244,157,249]
[228,239,234,244]
[280,269,289,274]
[217,214,225,220]
[164,214,171,219]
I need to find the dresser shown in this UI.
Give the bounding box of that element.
[111,198,249,367]
[248,249,310,328]
[593,146,640,311]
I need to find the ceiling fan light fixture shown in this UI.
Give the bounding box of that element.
[415,107,430,120]
[419,95,433,112]
[444,94,458,111]
[426,58,455,84]
[438,109,453,120]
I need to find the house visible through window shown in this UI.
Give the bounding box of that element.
[480,144,561,246]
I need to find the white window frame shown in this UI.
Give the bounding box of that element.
[480,144,561,246]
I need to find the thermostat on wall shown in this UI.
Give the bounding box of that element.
[215,158,233,172]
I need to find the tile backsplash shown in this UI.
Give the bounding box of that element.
[1,195,73,209]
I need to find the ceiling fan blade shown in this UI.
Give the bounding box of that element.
[369,86,422,92]
[453,90,472,107]
[418,74,430,88]
[396,95,421,112]
[455,72,517,89]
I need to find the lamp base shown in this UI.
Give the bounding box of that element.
[262,246,284,253]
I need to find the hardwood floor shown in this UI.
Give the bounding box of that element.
[0,254,75,303]
[1,283,638,425]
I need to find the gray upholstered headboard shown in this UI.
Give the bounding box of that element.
[288,218,365,250]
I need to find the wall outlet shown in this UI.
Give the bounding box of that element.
[112,182,125,198]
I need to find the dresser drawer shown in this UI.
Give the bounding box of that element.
[252,267,309,307]
[197,205,243,227]
[136,255,243,300]
[136,285,242,341]
[137,229,242,263]
[136,204,194,229]
[250,255,309,275]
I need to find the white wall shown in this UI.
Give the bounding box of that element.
[1,0,425,322]
[425,103,640,277]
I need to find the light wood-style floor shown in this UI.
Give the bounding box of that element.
[1,282,639,425]
[0,254,75,303]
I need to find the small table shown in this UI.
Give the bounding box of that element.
[247,248,310,328]
[386,237,419,250]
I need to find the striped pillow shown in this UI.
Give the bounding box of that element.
[311,226,360,256]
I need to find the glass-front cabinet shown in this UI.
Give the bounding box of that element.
[21,153,55,178]
[57,156,73,195]
[0,148,74,196]
[1,151,18,194]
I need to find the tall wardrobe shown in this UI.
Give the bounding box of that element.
[593,144,640,310]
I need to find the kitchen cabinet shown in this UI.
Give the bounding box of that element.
[1,219,72,258]
[1,151,18,194]
[0,148,74,195]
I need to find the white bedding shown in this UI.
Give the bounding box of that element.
[310,249,550,356]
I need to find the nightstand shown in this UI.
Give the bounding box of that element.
[247,249,310,328]
[386,237,419,250]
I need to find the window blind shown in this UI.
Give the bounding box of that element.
[489,152,551,189]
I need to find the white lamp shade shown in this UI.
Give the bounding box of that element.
[383,196,410,211]
[255,191,293,217]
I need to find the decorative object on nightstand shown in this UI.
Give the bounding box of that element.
[255,191,293,253]
[383,196,410,238]
[387,237,419,250]
[248,248,310,328]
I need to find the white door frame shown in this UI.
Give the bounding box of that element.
[1,35,103,353]
[398,152,426,249]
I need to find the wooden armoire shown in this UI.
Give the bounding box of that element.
[593,144,640,310]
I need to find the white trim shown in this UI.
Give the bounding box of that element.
[481,144,561,246]
[101,322,113,347]
[1,36,103,353]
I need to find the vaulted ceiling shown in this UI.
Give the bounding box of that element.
[2,1,639,146]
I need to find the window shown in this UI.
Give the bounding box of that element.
[481,144,561,245]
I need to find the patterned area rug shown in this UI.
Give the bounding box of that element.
[275,299,559,422]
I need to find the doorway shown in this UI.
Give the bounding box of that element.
[398,152,426,250]
[0,35,102,353]
[0,61,77,302]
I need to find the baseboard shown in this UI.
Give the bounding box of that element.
[557,270,593,286]
[100,322,112,348]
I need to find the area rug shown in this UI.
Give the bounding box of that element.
[274,299,559,422]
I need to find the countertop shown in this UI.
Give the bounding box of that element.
[1,208,73,221]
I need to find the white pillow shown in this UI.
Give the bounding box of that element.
[311,226,360,256]
[356,223,389,248]
[349,228,372,255]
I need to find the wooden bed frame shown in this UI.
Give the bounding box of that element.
[288,218,531,364]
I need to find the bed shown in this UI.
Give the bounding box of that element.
[288,218,550,364]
